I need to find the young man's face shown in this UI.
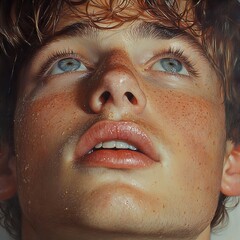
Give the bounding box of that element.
[13,1,229,239]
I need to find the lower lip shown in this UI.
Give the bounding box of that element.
[76,149,155,169]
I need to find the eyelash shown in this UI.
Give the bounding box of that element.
[149,48,199,77]
[36,49,89,79]
[36,47,199,80]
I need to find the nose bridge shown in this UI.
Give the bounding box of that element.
[88,51,146,114]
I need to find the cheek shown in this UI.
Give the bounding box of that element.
[147,88,226,194]
[14,91,83,210]
[143,88,226,223]
[150,88,225,153]
[15,92,77,156]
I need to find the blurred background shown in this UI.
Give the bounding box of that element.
[211,202,240,240]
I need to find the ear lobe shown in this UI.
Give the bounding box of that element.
[0,142,17,200]
[221,143,240,196]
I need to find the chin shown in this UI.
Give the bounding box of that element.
[62,183,158,234]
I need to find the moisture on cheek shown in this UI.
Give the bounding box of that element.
[14,91,84,213]
[14,91,82,174]
[16,91,77,133]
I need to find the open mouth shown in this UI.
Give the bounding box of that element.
[74,121,159,169]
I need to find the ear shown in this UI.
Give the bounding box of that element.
[221,141,240,196]
[0,141,17,200]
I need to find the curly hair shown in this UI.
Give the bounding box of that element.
[0,0,240,239]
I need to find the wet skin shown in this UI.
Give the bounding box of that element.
[13,2,229,240]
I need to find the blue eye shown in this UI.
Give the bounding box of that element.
[152,58,189,76]
[50,58,87,75]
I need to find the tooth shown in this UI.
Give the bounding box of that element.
[95,142,102,149]
[116,141,130,149]
[102,141,116,148]
[93,141,138,150]
[128,145,137,151]
[115,141,137,150]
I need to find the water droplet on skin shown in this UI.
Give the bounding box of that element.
[108,112,114,119]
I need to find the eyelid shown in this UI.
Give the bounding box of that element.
[36,50,92,79]
[145,48,199,77]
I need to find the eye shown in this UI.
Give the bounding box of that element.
[152,58,189,76]
[50,58,87,75]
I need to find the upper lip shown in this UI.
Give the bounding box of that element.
[74,120,159,162]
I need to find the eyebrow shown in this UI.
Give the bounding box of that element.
[131,22,207,59]
[36,21,208,60]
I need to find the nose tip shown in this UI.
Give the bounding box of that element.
[89,67,146,114]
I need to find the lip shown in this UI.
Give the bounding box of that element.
[74,121,159,169]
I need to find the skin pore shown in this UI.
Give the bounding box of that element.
[11,1,233,240]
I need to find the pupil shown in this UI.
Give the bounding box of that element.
[58,58,80,72]
[161,58,182,73]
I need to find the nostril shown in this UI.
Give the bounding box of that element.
[125,92,137,105]
[100,91,110,104]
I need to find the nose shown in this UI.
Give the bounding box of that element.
[88,64,146,115]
